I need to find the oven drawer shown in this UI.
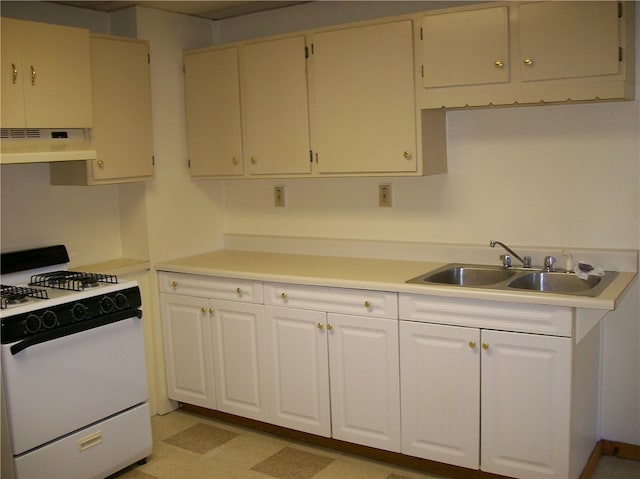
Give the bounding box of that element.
[13,403,152,479]
[159,272,263,303]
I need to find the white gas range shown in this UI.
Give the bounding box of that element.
[0,245,152,479]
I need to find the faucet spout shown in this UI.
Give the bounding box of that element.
[489,240,531,268]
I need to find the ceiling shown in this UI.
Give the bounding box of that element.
[49,1,309,20]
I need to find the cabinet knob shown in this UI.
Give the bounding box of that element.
[250,156,257,164]
[403,151,412,160]
[482,342,489,350]
[317,322,324,330]
[11,63,17,84]
[236,287,242,295]
[232,157,239,165]
[30,65,36,85]
[469,340,477,349]
[523,57,534,66]
[209,308,214,314]
[201,306,207,313]
[494,60,504,68]
[280,292,287,300]
[364,300,371,308]
[97,160,105,169]
[170,281,178,288]
[327,323,333,331]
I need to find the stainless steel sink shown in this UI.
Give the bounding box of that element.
[506,271,617,296]
[406,263,618,297]
[407,264,516,287]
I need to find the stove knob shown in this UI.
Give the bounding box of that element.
[25,314,42,333]
[72,303,88,321]
[114,293,128,310]
[100,296,115,313]
[42,310,58,329]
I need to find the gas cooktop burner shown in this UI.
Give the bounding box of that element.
[29,271,118,292]
[1,285,49,309]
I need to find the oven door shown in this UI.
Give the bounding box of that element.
[1,312,148,455]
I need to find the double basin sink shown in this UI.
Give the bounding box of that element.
[407,263,618,297]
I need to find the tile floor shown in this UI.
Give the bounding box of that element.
[114,409,640,479]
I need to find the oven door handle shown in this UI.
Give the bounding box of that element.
[10,309,143,356]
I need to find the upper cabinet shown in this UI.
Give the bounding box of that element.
[50,34,154,185]
[310,20,418,175]
[0,17,93,129]
[242,36,311,176]
[185,47,243,177]
[418,1,636,108]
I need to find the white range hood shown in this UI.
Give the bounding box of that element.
[0,128,96,164]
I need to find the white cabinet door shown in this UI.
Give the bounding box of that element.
[242,36,311,175]
[481,329,571,478]
[400,321,480,468]
[519,1,620,82]
[328,313,401,451]
[185,47,243,177]
[311,20,416,174]
[264,306,331,436]
[422,6,509,88]
[211,299,268,421]
[159,293,215,409]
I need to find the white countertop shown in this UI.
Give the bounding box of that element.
[155,249,636,311]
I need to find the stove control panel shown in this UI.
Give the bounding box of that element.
[1,286,141,343]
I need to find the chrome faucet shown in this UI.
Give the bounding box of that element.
[489,240,532,268]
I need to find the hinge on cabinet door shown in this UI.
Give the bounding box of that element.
[421,65,424,78]
[619,47,623,62]
[183,63,186,74]
[618,2,622,18]
[315,152,318,164]
[305,46,308,58]
[152,155,155,166]
[188,159,191,168]
[311,43,314,55]
[420,27,423,40]
[148,53,151,64]
[309,150,313,162]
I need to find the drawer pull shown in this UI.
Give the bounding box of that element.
[236,287,242,295]
[364,300,371,308]
[170,281,177,288]
[78,430,102,451]
[280,292,287,300]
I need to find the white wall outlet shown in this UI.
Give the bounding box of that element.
[274,186,286,207]
[379,184,393,207]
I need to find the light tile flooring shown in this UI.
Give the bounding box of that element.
[114,409,640,479]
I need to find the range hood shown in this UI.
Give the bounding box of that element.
[0,128,96,164]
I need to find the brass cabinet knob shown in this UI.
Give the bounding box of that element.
[280,292,287,300]
[327,324,333,331]
[170,281,178,288]
[209,308,214,314]
[200,306,207,313]
[494,60,504,68]
[317,322,324,330]
[250,156,257,164]
[30,65,36,85]
[482,342,489,350]
[364,300,371,308]
[97,160,105,169]
[232,157,239,165]
[11,63,17,84]
[469,340,477,349]
[236,287,242,295]
[523,57,534,66]
[403,151,412,160]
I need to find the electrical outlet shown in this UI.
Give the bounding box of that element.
[379,184,393,207]
[274,186,286,207]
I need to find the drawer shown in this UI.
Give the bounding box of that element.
[158,272,263,303]
[399,293,572,337]
[265,282,397,319]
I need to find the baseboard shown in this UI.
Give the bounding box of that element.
[581,440,640,479]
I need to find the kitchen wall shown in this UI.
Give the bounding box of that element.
[1,1,638,444]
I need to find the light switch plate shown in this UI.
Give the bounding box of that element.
[274,186,286,207]
[379,184,392,207]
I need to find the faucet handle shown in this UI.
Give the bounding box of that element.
[500,254,512,268]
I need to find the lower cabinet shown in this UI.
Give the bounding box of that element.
[264,305,401,451]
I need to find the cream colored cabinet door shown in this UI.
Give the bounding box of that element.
[211,299,268,422]
[51,35,154,184]
[241,36,311,175]
[422,6,509,88]
[519,1,620,82]
[159,293,216,410]
[481,329,571,478]
[311,20,416,174]
[264,306,331,437]
[0,17,92,129]
[400,321,480,469]
[185,47,243,177]
[328,313,401,452]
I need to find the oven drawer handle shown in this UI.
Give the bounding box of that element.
[10,308,142,356]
